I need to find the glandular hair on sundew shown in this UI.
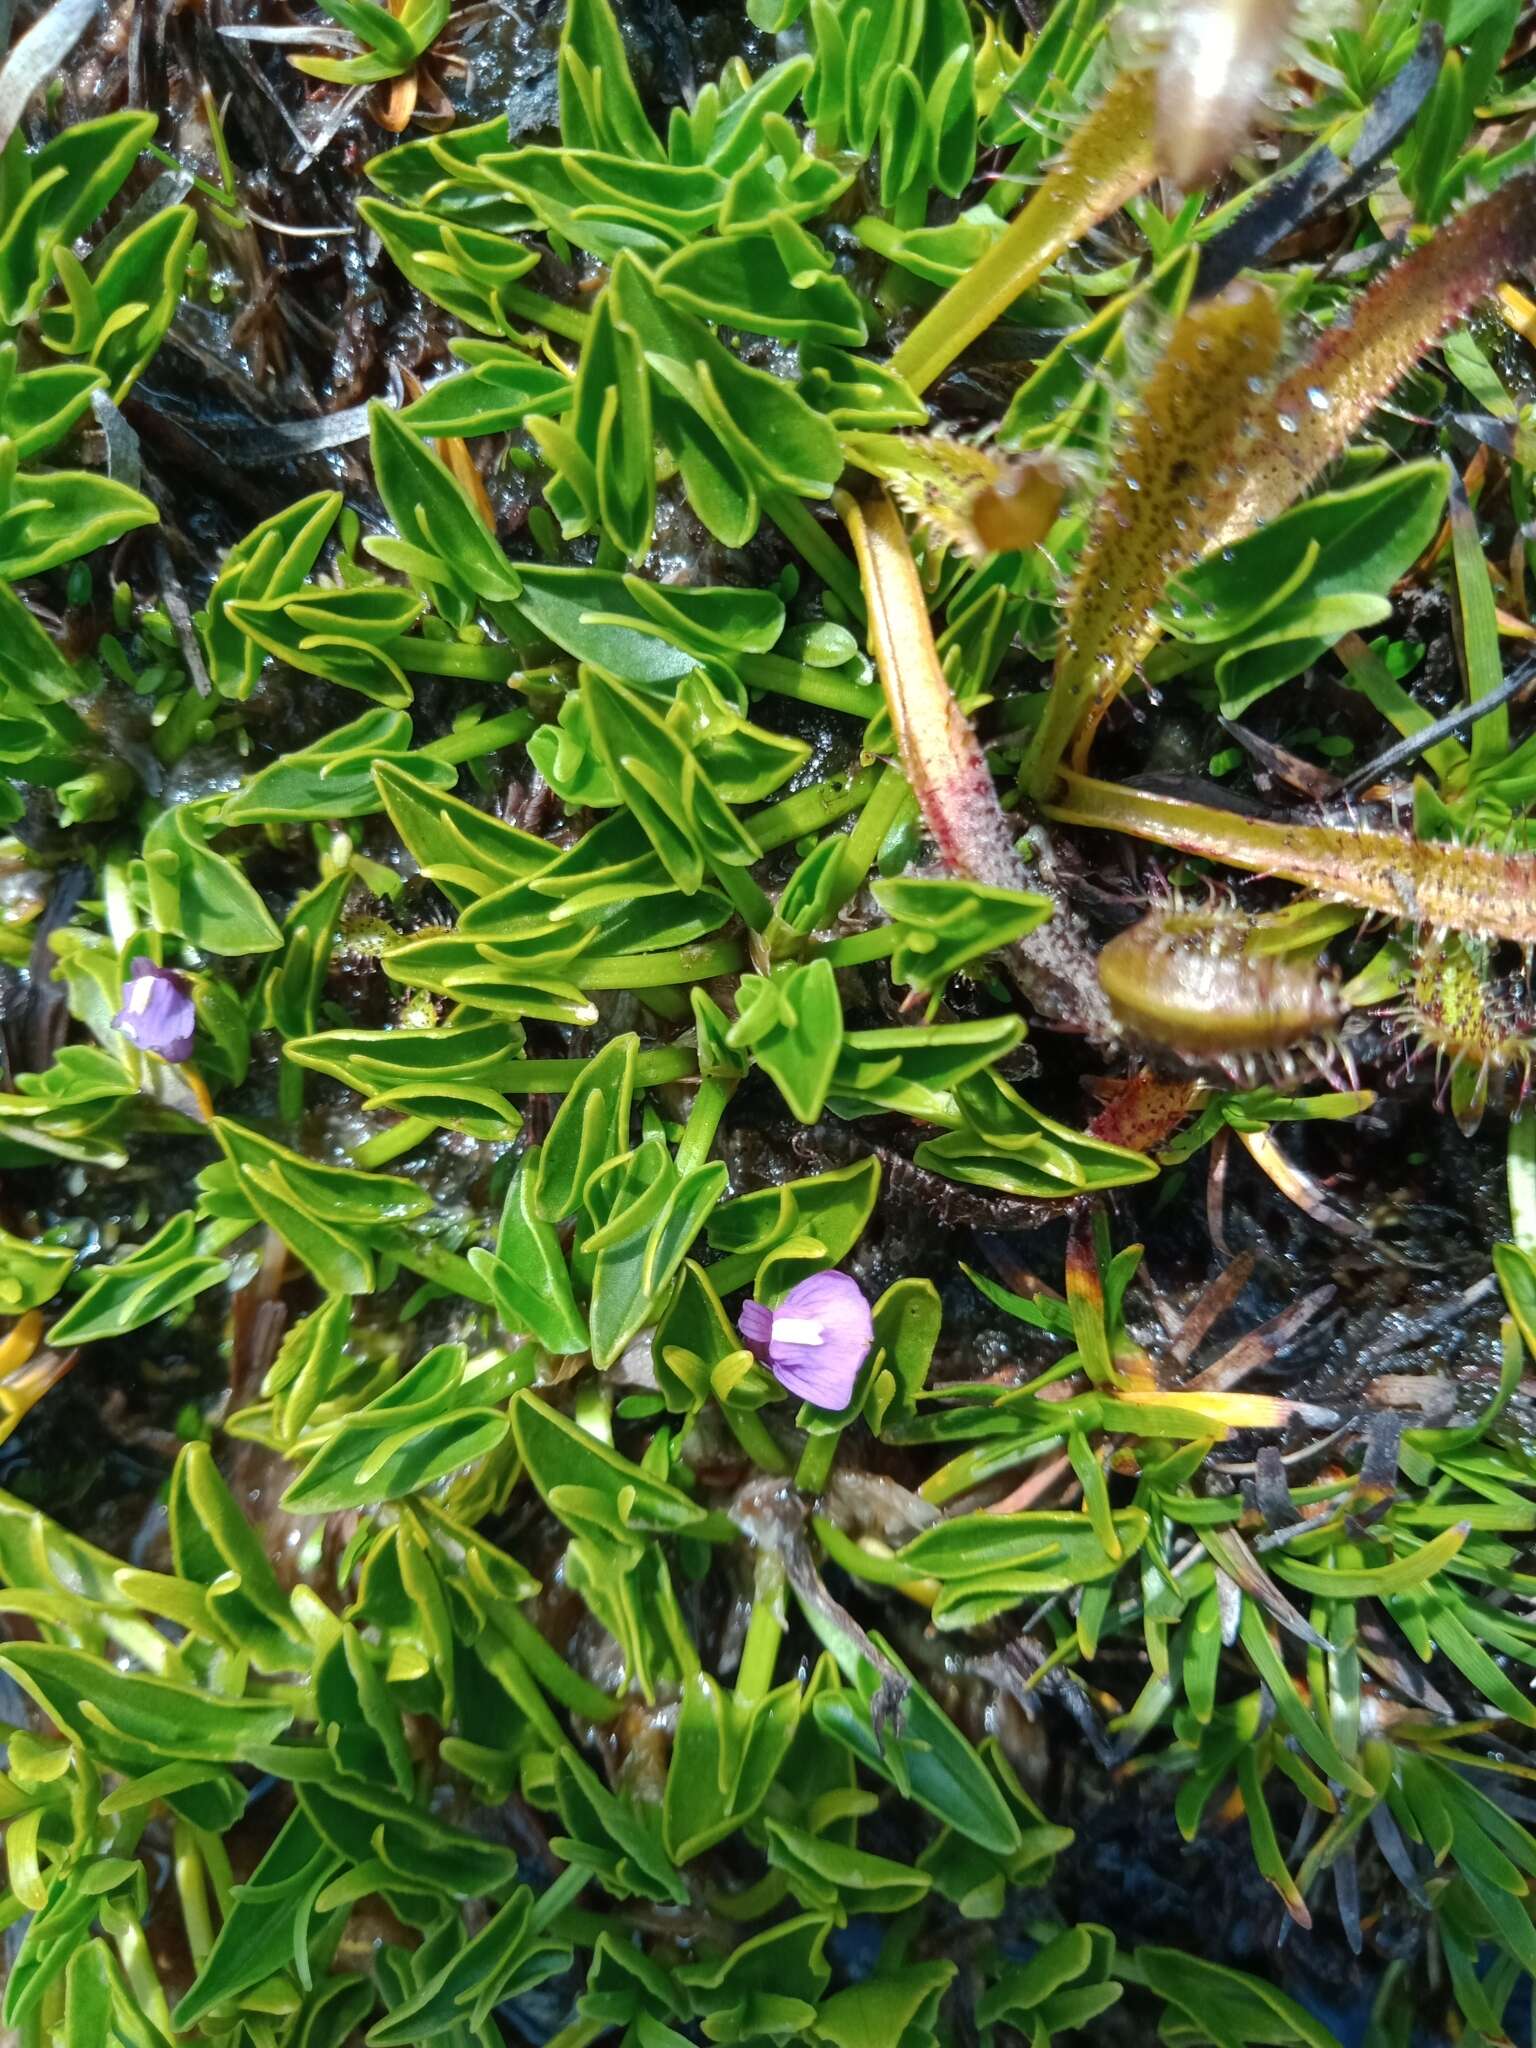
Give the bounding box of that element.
[1097,906,1348,1072]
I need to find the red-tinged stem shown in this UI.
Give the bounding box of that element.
[1046,771,1536,944]
[839,487,1117,1041]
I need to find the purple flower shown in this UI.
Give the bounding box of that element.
[113,959,196,1062]
[739,1270,873,1410]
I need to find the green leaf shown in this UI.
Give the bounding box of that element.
[558,0,665,162]
[0,457,157,579]
[47,1213,228,1346]
[582,668,762,893]
[172,1811,341,2028]
[282,1345,520,1513]
[40,203,197,401]
[654,217,866,344]
[287,1011,527,1139]
[169,1442,306,1670]
[204,1119,429,1294]
[662,1671,800,1861]
[0,112,157,323]
[914,1070,1159,1199]
[534,1031,637,1221]
[511,1389,716,1542]
[0,1642,292,1764]
[728,961,844,1123]
[0,343,106,463]
[142,801,282,954]
[221,710,454,824]
[263,868,352,1041]
[356,195,544,334]
[1138,1946,1346,2048]
[471,1149,588,1352]
[199,490,342,699]
[0,1225,75,1313]
[368,400,522,602]
[365,1886,567,2041]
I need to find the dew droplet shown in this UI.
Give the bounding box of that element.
[1276,411,1299,435]
[1306,385,1331,413]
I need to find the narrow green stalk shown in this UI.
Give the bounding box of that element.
[278,1053,304,1125]
[528,1862,590,1931]
[833,764,916,908]
[498,1046,697,1093]
[794,1428,840,1495]
[738,650,882,720]
[714,859,776,934]
[198,1824,236,1918]
[751,766,882,852]
[493,1605,622,1721]
[390,638,521,682]
[498,282,591,344]
[540,2020,605,2048]
[764,490,867,620]
[815,925,898,968]
[674,1075,734,1175]
[173,1820,214,1968]
[737,1550,788,1698]
[721,1400,791,1479]
[110,1909,175,2037]
[579,938,747,988]
[419,709,538,765]
[353,1115,434,1169]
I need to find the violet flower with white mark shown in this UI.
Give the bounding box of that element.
[739,1269,873,1410]
[113,959,196,1063]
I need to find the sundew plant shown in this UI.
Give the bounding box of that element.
[5,0,1536,2043]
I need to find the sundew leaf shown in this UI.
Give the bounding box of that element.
[1218,168,1536,543]
[1024,277,1283,794]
